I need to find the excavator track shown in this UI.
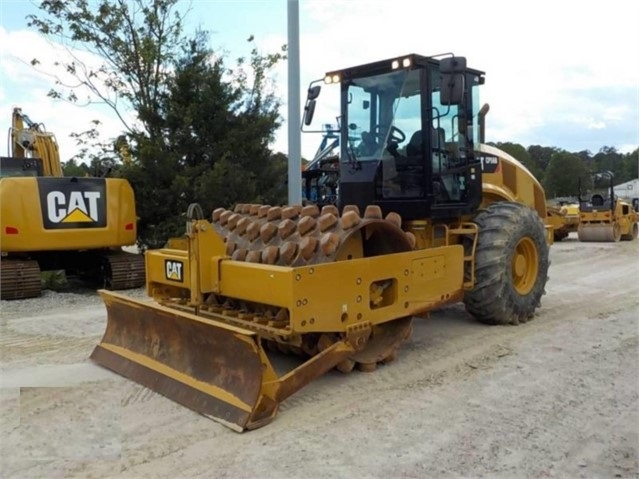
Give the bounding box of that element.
[0,259,41,300]
[203,202,417,373]
[100,251,146,290]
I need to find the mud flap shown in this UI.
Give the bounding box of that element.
[91,291,278,432]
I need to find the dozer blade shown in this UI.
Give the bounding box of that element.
[91,291,278,432]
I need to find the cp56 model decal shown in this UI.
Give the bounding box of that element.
[477,154,500,174]
[37,178,107,229]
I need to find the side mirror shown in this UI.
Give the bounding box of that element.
[302,83,322,126]
[307,85,321,100]
[303,100,316,126]
[440,56,467,106]
[440,56,466,74]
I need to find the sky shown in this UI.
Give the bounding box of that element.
[1,0,638,165]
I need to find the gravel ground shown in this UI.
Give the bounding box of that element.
[1,286,147,319]
[1,233,638,478]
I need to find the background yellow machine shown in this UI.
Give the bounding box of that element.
[577,171,638,242]
[0,107,145,300]
[546,202,580,241]
[92,54,552,432]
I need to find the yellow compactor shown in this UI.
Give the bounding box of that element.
[0,108,145,299]
[577,172,638,242]
[546,202,580,241]
[93,54,552,431]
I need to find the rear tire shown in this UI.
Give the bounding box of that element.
[464,202,550,325]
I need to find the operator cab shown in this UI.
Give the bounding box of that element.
[303,54,485,221]
[578,171,615,212]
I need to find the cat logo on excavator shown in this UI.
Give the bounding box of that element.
[47,191,101,222]
[37,178,106,229]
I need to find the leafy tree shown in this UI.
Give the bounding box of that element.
[30,0,287,249]
[491,142,543,182]
[527,145,559,175]
[67,120,123,176]
[543,150,591,198]
[591,146,625,181]
[574,149,593,163]
[61,158,89,177]
[257,151,288,205]
[619,148,639,182]
[120,31,287,248]
[28,0,186,140]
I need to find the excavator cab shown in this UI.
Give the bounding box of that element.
[303,54,484,221]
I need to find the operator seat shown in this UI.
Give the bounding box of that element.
[359,131,379,156]
[405,131,422,157]
[591,194,604,207]
[405,127,446,156]
[405,127,459,201]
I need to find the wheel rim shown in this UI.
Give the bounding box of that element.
[511,237,539,295]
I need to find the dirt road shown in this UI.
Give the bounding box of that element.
[1,234,638,478]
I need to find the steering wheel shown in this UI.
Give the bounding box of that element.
[372,125,406,144]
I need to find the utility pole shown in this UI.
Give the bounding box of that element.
[287,0,302,205]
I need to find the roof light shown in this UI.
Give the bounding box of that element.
[391,60,400,69]
[402,57,411,67]
[332,74,340,83]
[324,75,332,84]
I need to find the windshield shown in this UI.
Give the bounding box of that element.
[344,69,421,161]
